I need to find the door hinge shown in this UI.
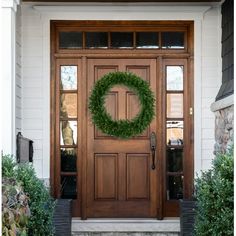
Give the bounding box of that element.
[189,107,193,115]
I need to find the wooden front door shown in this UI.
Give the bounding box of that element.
[87,58,159,218]
[51,20,194,219]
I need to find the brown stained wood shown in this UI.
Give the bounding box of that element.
[50,20,194,218]
[86,58,158,217]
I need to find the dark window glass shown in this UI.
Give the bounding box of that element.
[61,148,77,172]
[167,148,183,172]
[111,32,133,48]
[136,32,159,48]
[85,32,108,48]
[61,176,77,199]
[59,32,82,49]
[161,32,185,49]
[167,175,183,200]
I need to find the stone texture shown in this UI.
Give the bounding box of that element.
[72,233,180,236]
[72,219,180,236]
[214,105,234,154]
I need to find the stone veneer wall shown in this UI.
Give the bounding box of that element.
[211,97,234,155]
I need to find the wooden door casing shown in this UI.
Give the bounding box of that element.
[86,58,159,218]
[50,20,194,219]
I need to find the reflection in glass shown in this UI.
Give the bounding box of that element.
[86,32,108,48]
[167,175,183,200]
[61,176,77,199]
[167,121,183,145]
[61,148,77,172]
[60,66,77,90]
[59,32,82,49]
[60,121,77,145]
[162,32,185,49]
[167,149,183,172]
[111,32,133,48]
[136,32,159,48]
[166,66,183,90]
[60,93,77,119]
[167,94,183,118]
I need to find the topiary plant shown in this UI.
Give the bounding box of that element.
[194,147,234,236]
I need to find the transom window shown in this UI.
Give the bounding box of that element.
[58,31,185,50]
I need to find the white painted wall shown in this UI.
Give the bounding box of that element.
[21,3,221,179]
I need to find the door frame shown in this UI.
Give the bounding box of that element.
[50,20,194,219]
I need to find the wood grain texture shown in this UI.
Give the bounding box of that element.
[50,21,194,218]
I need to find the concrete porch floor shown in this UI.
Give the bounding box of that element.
[72,218,180,236]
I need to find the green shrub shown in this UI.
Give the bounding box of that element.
[194,148,234,236]
[2,178,30,236]
[2,155,55,236]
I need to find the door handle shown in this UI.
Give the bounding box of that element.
[150,132,157,170]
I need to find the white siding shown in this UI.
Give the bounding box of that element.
[21,4,221,178]
[201,7,221,170]
[16,5,22,134]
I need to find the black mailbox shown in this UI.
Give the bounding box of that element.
[16,132,34,163]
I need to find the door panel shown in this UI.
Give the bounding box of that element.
[87,58,158,217]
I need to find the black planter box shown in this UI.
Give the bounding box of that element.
[180,199,197,236]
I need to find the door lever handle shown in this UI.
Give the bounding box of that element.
[150,132,157,170]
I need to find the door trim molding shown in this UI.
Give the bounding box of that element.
[50,20,194,218]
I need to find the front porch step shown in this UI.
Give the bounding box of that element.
[72,219,180,236]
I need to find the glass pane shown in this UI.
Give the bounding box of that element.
[161,32,185,49]
[59,32,82,49]
[60,93,77,119]
[167,120,183,145]
[60,66,77,90]
[166,66,183,91]
[86,32,108,48]
[136,32,159,49]
[60,121,77,145]
[111,32,133,48]
[61,176,77,199]
[167,148,183,172]
[167,94,183,118]
[167,175,183,200]
[61,148,77,172]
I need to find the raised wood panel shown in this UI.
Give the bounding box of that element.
[126,66,150,138]
[95,92,118,138]
[94,154,117,200]
[94,66,118,82]
[126,92,140,119]
[94,65,118,137]
[126,66,150,83]
[126,154,150,200]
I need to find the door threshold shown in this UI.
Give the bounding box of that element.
[72,218,180,233]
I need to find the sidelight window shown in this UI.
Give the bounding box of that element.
[59,65,78,199]
[165,65,184,200]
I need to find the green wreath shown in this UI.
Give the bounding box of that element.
[89,71,155,139]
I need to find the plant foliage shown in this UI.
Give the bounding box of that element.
[194,147,234,236]
[2,178,31,236]
[89,71,155,138]
[2,155,55,236]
